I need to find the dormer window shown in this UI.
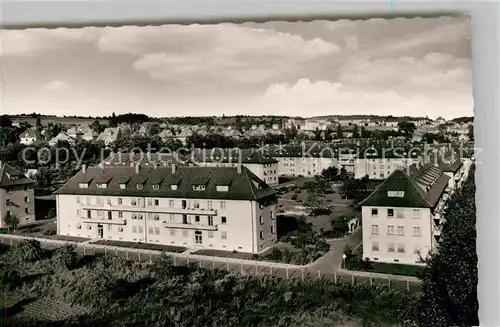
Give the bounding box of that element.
[171,185,178,190]
[153,184,160,190]
[79,183,89,189]
[119,183,126,189]
[96,183,107,189]
[216,185,229,192]
[387,191,405,197]
[193,185,206,191]
[136,184,144,190]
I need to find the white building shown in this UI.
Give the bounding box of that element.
[359,163,451,265]
[54,165,277,254]
[19,128,38,145]
[48,132,76,146]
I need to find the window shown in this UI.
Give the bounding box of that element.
[208,216,214,226]
[259,231,264,240]
[77,197,81,204]
[148,227,154,235]
[77,209,81,217]
[371,225,379,234]
[372,242,379,251]
[414,246,421,255]
[118,198,123,205]
[182,215,188,224]
[195,216,200,223]
[413,209,421,219]
[132,226,137,233]
[216,186,229,192]
[396,210,404,219]
[87,210,91,218]
[107,211,112,220]
[87,225,92,230]
[271,226,275,234]
[371,208,378,216]
[86,197,91,205]
[118,211,123,218]
[154,214,160,221]
[169,214,175,221]
[154,227,160,235]
[193,185,206,191]
[169,200,174,207]
[119,183,126,189]
[221,216,227,224]
[138,199,143,206]
[413,227,421,236]
[154,199,159,206]
[131,199,137,206]
[77,223,82,229]
[153,184,160,190]
[136,184,143,190]
[97,183,107,189]
[107,198,111,205]
[78,183,89,189]
[397,244,405,253]
[387,209,394,217]
[22,197,29,203]
[220,201,226,209]
[138,214,143,220]
[171,185,178,190]
[138,226,143,234]
[182,229,188,237]
[387,225,395,235]
[388,243,395,252]
[208,231,214,239]
[148,213,153,220]
[147,198,153,206]
[170,228,176,236]
[221,231,227,240]
[259,216,263,224]
[397,226,404,235]
[207,201,213,209]
[118,227,123,232]
[96,197,102,205]
[387,191,405,197]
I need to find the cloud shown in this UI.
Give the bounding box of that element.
[44,80,69,91]
[97,24,341,86]
[1,27,100,57]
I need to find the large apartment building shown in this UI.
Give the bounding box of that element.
[266,143,338,177]
[55,164,278,254]
[359,163,450,265]
[0,162,36,227]
[189,148,279,186]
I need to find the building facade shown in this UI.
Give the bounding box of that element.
[55,165,278,254]
[0,163,36,227]
[359,164,450,265]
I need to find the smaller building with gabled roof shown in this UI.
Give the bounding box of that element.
[359,163,450,265]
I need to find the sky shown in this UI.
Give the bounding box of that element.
[1,17,473,120]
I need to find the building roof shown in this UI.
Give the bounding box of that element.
[20,128,37,139]
[54,165,276,201]
[101,152,196,167]
[189,148,278,165]
[0,162,35,188]
[359,163,450,209]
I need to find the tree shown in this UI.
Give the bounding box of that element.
[352,124,359,138]
[397,121,417,138]
[91,119,105,133]
[329,215,349,237]
[0,115,12,127]
[468,125,474,142]
[34,166,53,188]
[304,193,330,216]
[3,213,19,231]
[321,166,339,181]
[335,124,343,139]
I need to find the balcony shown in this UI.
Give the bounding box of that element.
[82,218,127,225]
[162,221,218,231]
[81,205,218,216]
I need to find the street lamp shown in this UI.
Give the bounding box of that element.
[342,254,347,269]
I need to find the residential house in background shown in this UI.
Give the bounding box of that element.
[0,162,36,227]
[48,132,76,146]
[97,127,122,146]
[359,163,451,266]
[55,165,277,254]
[19,128,38,145]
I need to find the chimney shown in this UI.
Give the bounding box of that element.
[82,164,87,173]
[135,163,140,174]
[171,164,176,174]
[237,163,242,174]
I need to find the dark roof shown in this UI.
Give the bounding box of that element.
[359,163,450,209]
[101,152,195,167]
[189,148,278,164]
[0,163,35,188]
[54,165,276,201]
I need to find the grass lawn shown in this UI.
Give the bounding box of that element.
[90,239,187,253]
